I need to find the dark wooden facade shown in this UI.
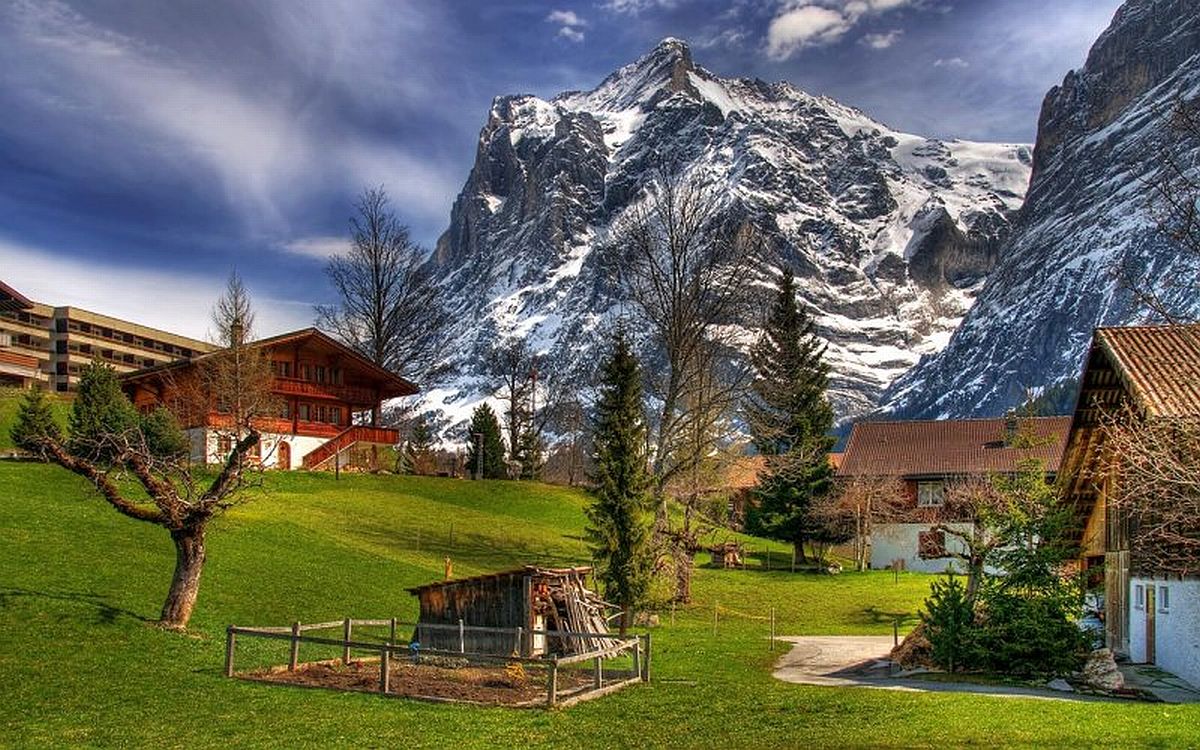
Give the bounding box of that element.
[407,566,609,657]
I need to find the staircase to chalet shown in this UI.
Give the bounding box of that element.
[301,425,399,470]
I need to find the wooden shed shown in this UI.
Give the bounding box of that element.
[406,566,616,657]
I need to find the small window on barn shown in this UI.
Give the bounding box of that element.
[917,481,945,507]
[1134,585,1144,610]
[1159,586,1170,613]
[918,529,946,559]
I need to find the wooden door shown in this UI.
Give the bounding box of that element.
[277,441,291,471]
[1146,586,1156,664]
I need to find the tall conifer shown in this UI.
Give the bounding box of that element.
[465,403,506,479]
[746,268,835,562]
[586,330,653,634]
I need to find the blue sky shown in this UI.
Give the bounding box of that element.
[0,0,1121,338]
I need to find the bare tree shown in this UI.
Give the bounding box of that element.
[822,473,909,572]
[316,187,450,410]
[610,167,763,518]
[486,337,536,472]
[10,275,274,629]
[1101,406,1200,577]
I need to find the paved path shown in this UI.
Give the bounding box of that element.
[772,636,1115,702]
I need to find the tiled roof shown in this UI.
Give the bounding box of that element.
[1095,325,1200,418]
[837,416,1072,478]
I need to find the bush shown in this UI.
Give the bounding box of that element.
[973,587,1090,678]
[921,573,979,672]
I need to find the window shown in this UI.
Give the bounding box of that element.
[917,481,945,507]
[1134,584,1145,610]
[298,403,310,421]
[315,366,326,383]
[1159,586,1170,613]
[328,407,341,425]
[316,405,327,423]
[216,435,232,457]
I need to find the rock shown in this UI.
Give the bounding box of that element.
[826,562,843,575]
[1081,648,1125,692]
[1047,678,1075,692]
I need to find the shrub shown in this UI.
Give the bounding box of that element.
[921,573,979,672]
[973,586,1090,678]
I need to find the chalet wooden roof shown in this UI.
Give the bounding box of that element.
[1092,325,1200,418]
[406,565,593,595]
[121,327,418,397]
[0,280,34,312]
[837,416,1072,478]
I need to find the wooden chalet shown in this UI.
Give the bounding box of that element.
[837,416,1072,571]
[407,566,617,657]
[121,327,417,470]
[1060,324,1200,685]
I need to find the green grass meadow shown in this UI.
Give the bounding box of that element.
[1,460,1198,749]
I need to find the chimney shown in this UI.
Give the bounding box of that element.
[1003,410,1019,446]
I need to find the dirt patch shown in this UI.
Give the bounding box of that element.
[244,659,592,706]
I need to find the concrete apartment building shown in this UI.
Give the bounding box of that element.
[0,280,213,392]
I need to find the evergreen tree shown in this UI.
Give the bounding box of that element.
[745,268,835,563]
[464,403,506,479]
[409,415,436,475]
[586,330,654,634]
[68,360,141,464]
[10,388,61,454]
[513,424,544,480]
[139,407,189,459]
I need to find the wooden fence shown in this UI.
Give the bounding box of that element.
[224,617,650,708]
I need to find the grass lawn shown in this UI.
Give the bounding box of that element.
[1,461,1198,748]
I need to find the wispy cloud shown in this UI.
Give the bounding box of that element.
[766,0,923,60]
[934,56,968,68]
[547,9,587,43]
[861,29,903,49]
[280,236,351,260]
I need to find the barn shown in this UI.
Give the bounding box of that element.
[406,566,617,657]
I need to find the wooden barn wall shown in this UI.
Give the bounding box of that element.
[412,573,529,655]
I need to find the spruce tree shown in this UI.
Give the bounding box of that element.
[464,403,506,479]
[586,330,654,634]
[68,360,141,464]
[10,388,61,453]
[746,268,835,563]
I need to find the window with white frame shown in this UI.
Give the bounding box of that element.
[1134,584,1145,610]
[917,481,945,507]
[1159,586,1170,613]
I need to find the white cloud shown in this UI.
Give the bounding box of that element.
[0,238,313,341]
[280,236,351,260]
[861,28,902,49]
[547,8,587,43]
[765,0,921,60]
[601,0,679,14]
[934,56,969,68]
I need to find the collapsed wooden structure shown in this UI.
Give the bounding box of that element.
[406,566,619,656]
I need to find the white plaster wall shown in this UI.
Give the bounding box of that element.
[869,523,972,573]
[183,428,329,470]
[1129,577,1200,689]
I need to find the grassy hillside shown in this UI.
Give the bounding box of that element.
[1,462,1198,748]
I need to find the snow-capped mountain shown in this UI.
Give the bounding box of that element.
[429,38,1031,430]
[881,0,1200,419]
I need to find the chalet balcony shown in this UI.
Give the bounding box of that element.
[272,377,383,407]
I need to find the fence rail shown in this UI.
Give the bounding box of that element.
[225,617,649,707]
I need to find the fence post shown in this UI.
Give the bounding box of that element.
[632,639,642,682]
[458,618,466,654]
[289,621,300,671]
[389,617,397,648]
[642,632,652,682]
[670,600,676,626]
[893,618,899,647]
[224,627,236,677]
[770,607,776,652]
[593,655,603,689]
[547,660,559,707]
[343,618,352,665]
[767,548,771,570]
[380,647,390,694]
[516,626,524,657]
[713,602,718,637]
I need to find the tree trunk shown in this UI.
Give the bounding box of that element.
[159,524,207,629]
[793,539,807,565]
[619,605,632,636]
[673,546,693,604]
